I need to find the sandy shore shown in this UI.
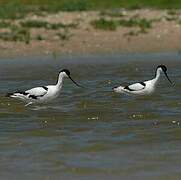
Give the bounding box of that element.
[0,9,181,58]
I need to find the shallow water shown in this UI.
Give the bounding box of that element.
[0,53,180,179]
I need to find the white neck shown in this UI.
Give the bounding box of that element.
[56,73,65,88]
[153,68,162,85]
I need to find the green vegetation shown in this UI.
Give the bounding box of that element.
[167,10,178,16]
[20,20,48,28]
[55,0,89,11]
[164,10,180,22]
[0,1,180,43]
[0,21,11,28]
[91,18,118,31]
[20,20,77,29]
[0,2,30,19]
[0,0,89,19]
[0,26,30,43]
[119,18,152,29]
[0,18,78,43]
[0,19,76,43]
[0,1,181,19]
[124,30,139,36]
[91,17,153,31]
[35,34,44,41]
[56,29,72,40]
[6,0,181,9]
[100,10,126,18]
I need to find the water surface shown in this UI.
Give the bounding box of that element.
[0,53,180,179]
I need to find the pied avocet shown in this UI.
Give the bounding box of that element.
[7,69,82,106]
[113,65,173,95]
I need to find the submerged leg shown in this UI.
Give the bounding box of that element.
[25,102,33,107]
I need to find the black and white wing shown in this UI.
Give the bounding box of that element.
[7,86,48,100]
[124,82,146,91]
[25,86,48,99]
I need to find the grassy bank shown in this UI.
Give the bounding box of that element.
[0,1,180,52]
[0,0,181,19]
[2,0,181,9]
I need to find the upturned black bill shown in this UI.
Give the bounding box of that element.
[69,75,83,88]
[164,72,172,84]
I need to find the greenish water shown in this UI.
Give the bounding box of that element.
[0,53,180,179]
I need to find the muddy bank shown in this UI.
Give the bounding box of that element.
[0,9,181,58]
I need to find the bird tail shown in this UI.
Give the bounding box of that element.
[5,92,27,100]
[112,86,125,93]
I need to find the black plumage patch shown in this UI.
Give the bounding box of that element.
[16,91,29,96]
[29,95,37,99]
[6,91,29,97]
[124,82,146,92]
[29,93,46,99]
[42,86,48,90]
[124,86,135,91]
[139,82,146,86]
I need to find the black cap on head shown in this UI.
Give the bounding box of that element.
[59,69,83,87]
[60,69,70,76]
[157,65,167,72]
[157,65,173,84]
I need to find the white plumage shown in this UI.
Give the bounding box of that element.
[7,69,82,106]
[113,65,172,95]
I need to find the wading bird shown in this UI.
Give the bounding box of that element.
[7,69,82,106]
[113,65,173,95]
